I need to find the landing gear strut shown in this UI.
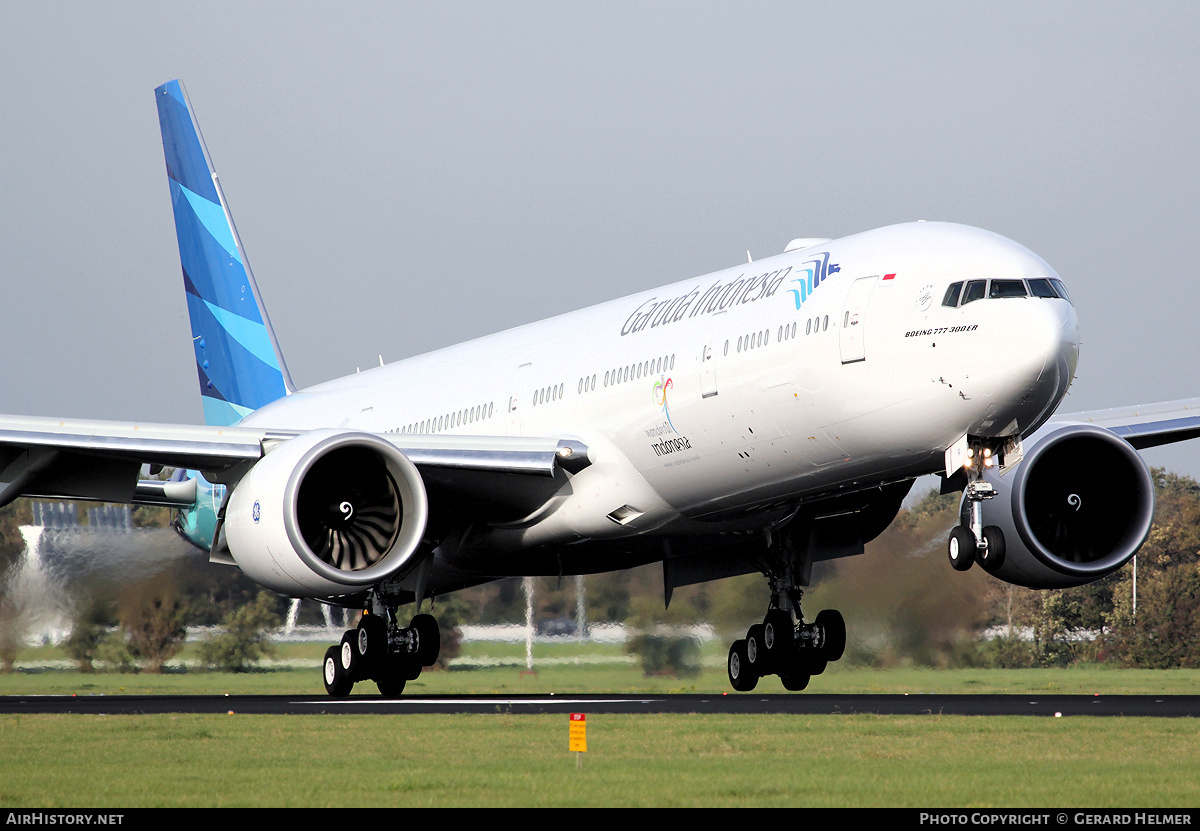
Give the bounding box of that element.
[946,439,1008,573]
[322,607,441,697]
[726,527,848,692]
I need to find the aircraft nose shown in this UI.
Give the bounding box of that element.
[1013,289,1078,365]
[1056,303,1080,380]
[1043,297,1079,382]
[1009,296,1079,425]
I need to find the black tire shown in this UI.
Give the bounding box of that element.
[806,655,828,676]
[948,525,976,571]
[778,652,810,691]
[772,653,811,691]
[323,645,353,696]
[745,624,768,674]
[375,657,407,697]
[780,672,810,692]
[410,614,441,666]
[727,639,758,692]
[339,631,363,681]
[815,609,846,662]
[356,615,387,677]
[762,609,793,669]
[979,525,1006,572]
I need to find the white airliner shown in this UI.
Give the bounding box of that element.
[2,81,1195,694]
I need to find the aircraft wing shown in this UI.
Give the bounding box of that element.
[1050,397,1200,449]
[0,414,589,510]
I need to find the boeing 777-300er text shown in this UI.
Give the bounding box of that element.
[2,81,1196,694]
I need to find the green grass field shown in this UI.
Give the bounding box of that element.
[7,639,1200,696]
[3,711,1198,808]
[3,644,1200,807]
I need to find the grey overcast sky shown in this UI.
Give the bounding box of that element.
[4,2,1200,477]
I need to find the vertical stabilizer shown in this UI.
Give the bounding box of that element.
[155,80,294,426]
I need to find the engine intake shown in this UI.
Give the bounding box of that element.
[971,423,1154,589]
[224,429,429,597]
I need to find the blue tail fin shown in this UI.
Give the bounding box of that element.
[155,80,294,426]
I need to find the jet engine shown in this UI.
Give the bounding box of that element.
[223,429,429,597]
[968,423,1154,589]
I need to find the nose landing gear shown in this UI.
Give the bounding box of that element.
[946,440,1009,573]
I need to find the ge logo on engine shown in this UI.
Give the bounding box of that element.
[252,500,261,524]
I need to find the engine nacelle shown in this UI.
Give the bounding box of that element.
[224,429,429,597]
[969,423,1154,589]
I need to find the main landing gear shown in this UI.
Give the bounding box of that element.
[728,606,846,692]
[946,441,1007,574]
[322,609,441,696]
[727,525,847,692]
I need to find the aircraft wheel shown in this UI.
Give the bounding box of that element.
[728,639,758,692]
[375,657,407,697]
[410,614,441,666]
[356,615,387,677]
[762,609,793,668]
[979,526,1006,572]
[816,609,846,662]
[745,624,768,674]
[780,671,810,692]
[339,631,363,681]
[948,526,976,572]
[778,652,810,691]
[323,645,353,696]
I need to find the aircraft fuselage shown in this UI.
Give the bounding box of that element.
[242,221,1079,567]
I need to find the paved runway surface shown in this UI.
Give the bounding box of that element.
[3,694,1199,716]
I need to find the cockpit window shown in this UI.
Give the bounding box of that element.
[961,280,987,305]
[989,279,1028,298]
[942,282,963,307]
[943,277,1071,308]
[1027,278,1058,298]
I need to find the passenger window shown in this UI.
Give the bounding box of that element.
[961,280,987,305]
[942,282,963,307]
[989,279,1028,298]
